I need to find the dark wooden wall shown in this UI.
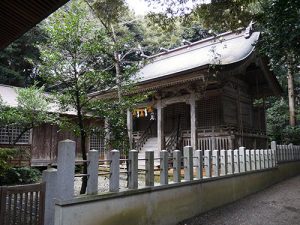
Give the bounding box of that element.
[31,124,82,166]
[164,103,190,134]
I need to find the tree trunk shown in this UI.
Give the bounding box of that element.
[75,90,88,194]
[287,63,296,126]
[111,25,122,103]
[79,126,88,194]
[114,50,122,102]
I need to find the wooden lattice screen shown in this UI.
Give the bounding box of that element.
[197,96,222,127]
[164,103,190,134]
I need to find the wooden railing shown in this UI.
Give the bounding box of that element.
[181,126,267,150]
[133,121,154,151]
[0,183,45,225]
[165,130,178,151]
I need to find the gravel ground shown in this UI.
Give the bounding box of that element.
[178,175,300,225]
[74,170,160,196]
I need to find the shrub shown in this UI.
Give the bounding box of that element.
[282,126,300,145]
[0,167,41,185]
[0,148,17,177]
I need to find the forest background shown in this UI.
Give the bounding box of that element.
[0,0,299,189]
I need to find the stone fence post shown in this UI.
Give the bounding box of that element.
[57,139,76,201]
[42,168,57,225]
[173,150,182,183]
[212,150,220,177]
[245,149,251,171]
[288,144,293,161]
[220,150,227,176]
[260,149,265,169]
[255,149,261,170]
[264,149,269,168]
[233,149,240,174]
[87,150,99,195]
[145,151,154,186]
[239,147,246,173]
[268,149,272,168]
[160,150,169,185]
[183,146,193,181]
[250,149,256,171]
[195,150,203,179]
[109,150,120,192]
[271,141,277,166]
[204,150,212,178]
[227,150,234,174]
[128,150,138,189]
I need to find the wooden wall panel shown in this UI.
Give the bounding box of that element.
[31,124,90,165]
[222,96,238,126]
[164,103,190,134]
[240,102,254,128]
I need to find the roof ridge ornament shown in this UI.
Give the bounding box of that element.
[244,21,255,39]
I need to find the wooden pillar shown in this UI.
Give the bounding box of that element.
[127,108,133,149]
[189,92,197,150]
[157,99,164,151]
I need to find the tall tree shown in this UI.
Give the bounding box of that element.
[87,0,137,102]
[40,0,116,194]
[0,26,46,87]
[87,0,146,150]
[258,0,300,126]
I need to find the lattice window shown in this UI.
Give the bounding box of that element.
[90,133,104,152]
[197,96,221,127]
[0,126,30,144]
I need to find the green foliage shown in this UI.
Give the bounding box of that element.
[0,148,39,185]
[191,0,255,33]
[0,26,46,87]
[0,85,57,144]
[40,0,116,135]
[0,148,17,177]
[258,0,300,70]
[146,0,258,33]
[91,0,128,27]
[267,98,300,144]
[266,98,289,142]
[39,0,146,193]
[282,126,300,145]
[0,167,41,186]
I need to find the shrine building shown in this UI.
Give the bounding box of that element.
[121,29,282,154]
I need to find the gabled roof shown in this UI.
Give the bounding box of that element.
[137,30,260,83]
[0,0,70,49]
[0,84,76,116]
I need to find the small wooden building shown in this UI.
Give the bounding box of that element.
[0,84,104,166]
[124,29,281,153]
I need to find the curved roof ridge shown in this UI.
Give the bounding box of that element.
[148,29,244,60]
[136,30,260,83]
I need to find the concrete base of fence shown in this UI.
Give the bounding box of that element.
[54,161,300,225]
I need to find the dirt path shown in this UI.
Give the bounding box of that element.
[178,175,300,225]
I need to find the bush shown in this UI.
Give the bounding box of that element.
[0,148,17,177]
[0,167,41,185]
[282,126,300,145]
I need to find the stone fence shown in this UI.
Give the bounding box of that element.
[42,140,300,225]
[275,143,300,162]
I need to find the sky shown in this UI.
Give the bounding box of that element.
[126,0,150,15]
[126,0,211,16]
